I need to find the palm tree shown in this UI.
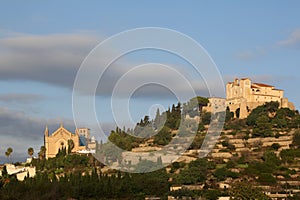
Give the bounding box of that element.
[5,147,13,163]
[28,147,34,158]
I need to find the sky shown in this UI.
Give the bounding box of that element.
[0,1,300,161]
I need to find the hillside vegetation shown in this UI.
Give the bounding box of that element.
[1,97,300,199]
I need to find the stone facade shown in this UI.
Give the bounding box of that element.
[226,78,294,118]
[204,78,295,119]
[44,124,92,159]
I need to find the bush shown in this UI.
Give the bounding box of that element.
[258,173,277,185]
[271,143,281,151]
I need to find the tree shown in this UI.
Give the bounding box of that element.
[38,146,46,160]
[292,130,300,147]
[183,96,208,117]
[246,101,279,126]
[153,126,171,145]
[235,108,240,118]
[28,147,34,158]
[265,101,279,113]
[68,139,75,154]
[5,147,13,163]
[189,96,209,112]
[201,112,211,125]
[225,107,234,122]
[258,173,276,185]
[271,143,281,151]
[253,115,272,137]
[229,181,270,200]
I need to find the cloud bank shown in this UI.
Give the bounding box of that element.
[0,31,218,99]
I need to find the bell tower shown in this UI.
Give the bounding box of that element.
[44,125,49,159]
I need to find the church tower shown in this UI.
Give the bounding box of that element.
[44,125,49,137]
[44,125,49,159]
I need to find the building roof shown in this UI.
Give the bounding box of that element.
[253,83,274,88]
[251,85,259,89]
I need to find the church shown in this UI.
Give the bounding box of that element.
[203,78,295,119]
[44,124,96,159]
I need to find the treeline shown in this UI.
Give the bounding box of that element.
[108,96,212,151]
[0,168,169,200]
[108,102,187,151]
[109,99,300,153]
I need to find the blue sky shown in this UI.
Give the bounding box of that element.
[0,1,300,160]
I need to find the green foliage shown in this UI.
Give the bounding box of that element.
[32,153,89,173]
[165,103,182,129]
[225,106,234,122]
[262,151,281,166]
[235,108,240,118]
[221,140,236,151]
[246,101,279,126]
[292,129,300,147]
[153,126,171,145]
[257,173,277,185]
[204,189,221,200]
[38,146,46,160]
[67,139,74,154]
[134,159,163,173]
[0,167,170,200]
[246,102,299,133]
[244,151,281,178]
[214,167,239,181]
[253,115,273,137]
[271,143,281,151]
[189,133,204,149]
[225,119,246,131]
[183,96,208,117]
[5,147,13,162]
[27,147,34,157]
[174,158,214,185]
[201,112,211,125]
[229,181,270,200]
[280,148,300,164]
[109,127,142,151]
[56,147,67,158]
[226,160,236,169]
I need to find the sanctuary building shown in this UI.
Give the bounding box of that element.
[44,124,96,159]
[204,78,295,119]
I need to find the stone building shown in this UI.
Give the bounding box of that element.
[226,78,294,118]
[203,78,295,119]
[44,124,94,159]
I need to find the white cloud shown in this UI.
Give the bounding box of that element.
[278,29,300,47]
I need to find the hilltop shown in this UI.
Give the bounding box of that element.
[1,97,300,199]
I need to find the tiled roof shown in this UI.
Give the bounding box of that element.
[253,83,274,88]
